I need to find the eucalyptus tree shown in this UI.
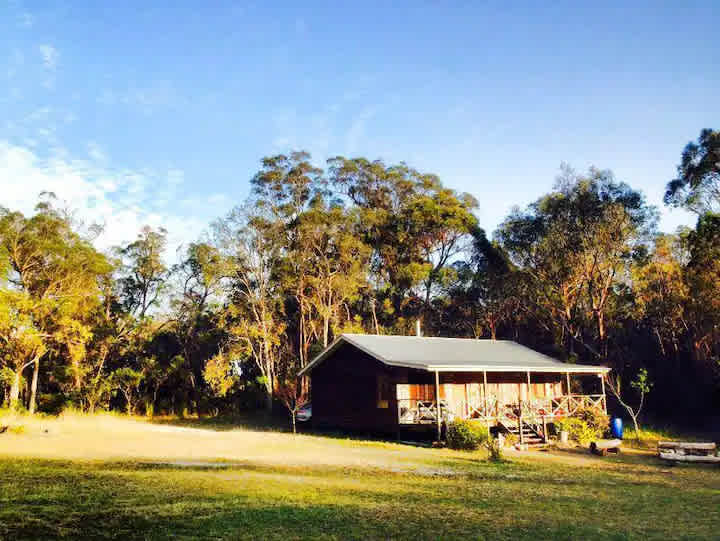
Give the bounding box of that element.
[682,213,720,363]
[212,205,286,411]
[298,202,370,347]
[251,152,326,366]
[407,180,479,311]
[0,290,46,408]
[665,129,720,214]
[327,157,477,327]
[0,200,112,412]
[169,242,227,409]
[116,226,169,319]
[446,228,517,340]
[631,234,689,356]
[496,166,657,360]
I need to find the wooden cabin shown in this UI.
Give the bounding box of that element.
[299,334,610,441]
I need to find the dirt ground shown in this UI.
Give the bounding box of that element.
[0,413,464,474]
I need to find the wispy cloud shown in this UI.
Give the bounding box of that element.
[270,101,382,160]
[18,11,34,28]
[0,140,232,260]
[345,106,378,154]
[97,81,185,115]
[6,49,25,80]
[86,141,107,162]
[270,106,337,158]
[39,44,59,70]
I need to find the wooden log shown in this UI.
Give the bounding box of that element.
[658,441,716,451]
[591,439,622,449]
[590,439,621,456]
[659,452,720,464]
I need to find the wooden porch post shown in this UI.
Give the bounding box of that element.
[464,383,469,419]
[483,370,489,429]
[566,372,571,396]
[435,370,441,442]
[600,373,607,413]
[526,371,531,402]
[518,399,524,445]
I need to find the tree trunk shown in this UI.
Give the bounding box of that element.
[291,411,297,434]
[152,386,159,416]
[123,390,133,415]
[265,388,273,413]
[188,361,199,414]
[370,299,380,334]
[8,370,21,410]
[28,358,40,414]
[323,315,329,348]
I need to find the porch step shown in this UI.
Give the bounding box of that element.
[501,421,546,444]
[517,442,550,450]
[514,437,544,444]
[507,432,543,441]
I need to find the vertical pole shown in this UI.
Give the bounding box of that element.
[566,372,571,396]
[435,370,441,442]
[464,383,469,419]
[526,371,531,402]
[518,399,524,445]
[600,373,607,413]
[483,370,489,428]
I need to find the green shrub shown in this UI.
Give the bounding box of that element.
[555,417,597,446]
[575,407,610,437]
[484,437,504,461]
[446,420,489,450]
[502,431,518,448]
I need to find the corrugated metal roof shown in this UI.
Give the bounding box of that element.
[299,334,610,375]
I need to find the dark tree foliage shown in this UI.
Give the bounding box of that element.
[665,129,720,214]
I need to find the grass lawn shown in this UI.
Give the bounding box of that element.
[0,414,718,540]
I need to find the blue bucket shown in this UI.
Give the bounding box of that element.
[611,417,623,439]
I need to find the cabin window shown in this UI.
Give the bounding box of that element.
[376,373,390,408]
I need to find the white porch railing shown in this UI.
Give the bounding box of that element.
[397,394,606,425]
[397,399,458,425]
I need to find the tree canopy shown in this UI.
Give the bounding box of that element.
[1,140,718,425]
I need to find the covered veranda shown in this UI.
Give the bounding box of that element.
[396,366,610,442]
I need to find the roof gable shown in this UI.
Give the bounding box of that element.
[298,334,610,375]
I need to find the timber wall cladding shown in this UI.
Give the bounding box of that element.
[312,343,397,431]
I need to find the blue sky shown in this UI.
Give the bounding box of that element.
[1,1,718,254]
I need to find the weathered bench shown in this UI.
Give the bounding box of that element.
[590,439,622,456]
[658,441,720,464]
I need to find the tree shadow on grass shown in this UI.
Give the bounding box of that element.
[0,457,677,541]
[148,413,432,448]
[3,456,720,540]
[148,412,289,433]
